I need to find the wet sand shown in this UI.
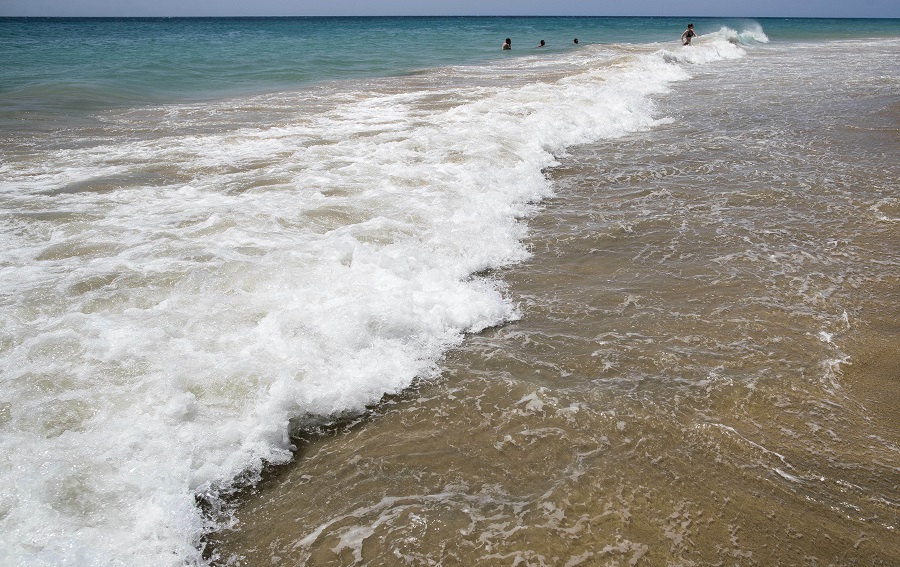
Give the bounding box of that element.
[206,215,900,564]
[207,163,900,566]
[207,45,900,566]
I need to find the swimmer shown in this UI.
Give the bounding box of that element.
[502,38,511,50]
[537,40,545,47]
[681,23,697,46]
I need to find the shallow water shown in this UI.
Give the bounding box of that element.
[1,17,898,566]
[208,40,900,565]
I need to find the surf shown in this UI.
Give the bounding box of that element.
[0,18,769,566]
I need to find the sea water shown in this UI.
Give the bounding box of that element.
[1,16,898,566]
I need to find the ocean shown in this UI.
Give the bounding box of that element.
[1,16,898,566]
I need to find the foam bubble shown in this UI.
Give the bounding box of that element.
[0,33,752,566]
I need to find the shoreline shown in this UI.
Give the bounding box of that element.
[203,36,900,564]
[2,19,898,566]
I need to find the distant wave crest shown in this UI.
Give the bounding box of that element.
[720,22,771,45]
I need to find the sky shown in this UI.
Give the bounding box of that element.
[1,0,898,18]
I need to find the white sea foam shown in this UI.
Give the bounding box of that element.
[661,25,757,66]
[0,33,750,566]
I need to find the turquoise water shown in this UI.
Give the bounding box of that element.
[2,16,898,113]
[1,15,898,566]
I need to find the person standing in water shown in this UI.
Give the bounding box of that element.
[681,23,697,46]
[502,38,511,50]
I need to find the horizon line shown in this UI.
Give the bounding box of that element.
[2,14,899,19]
